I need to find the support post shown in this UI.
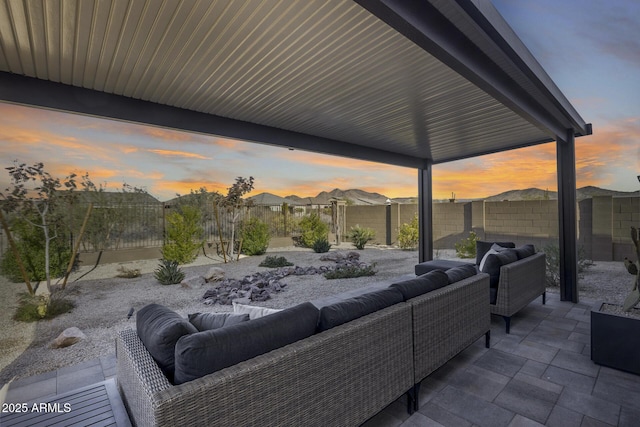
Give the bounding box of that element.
[557,131,579,302]
[418,163,433,263]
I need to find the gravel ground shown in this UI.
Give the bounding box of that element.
[0,245,633,385]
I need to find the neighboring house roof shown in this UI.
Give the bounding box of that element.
[247,193,303,206]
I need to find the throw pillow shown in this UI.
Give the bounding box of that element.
[188,312,250,331]
[232,302,283,319]
[390,270,449,300]
[475,240,515,265]
[136,303,198,382]
[446,264,478,284]
[174,302,320,384]
[479,248,499,272]
[317,288,404,332]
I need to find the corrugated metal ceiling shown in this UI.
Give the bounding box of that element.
[0,0,587,165]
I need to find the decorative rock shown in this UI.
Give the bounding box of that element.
[205,267,225,282]
[51,327,86,349]
[181,275,206,288]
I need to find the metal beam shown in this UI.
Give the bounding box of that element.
[418,164,434,263]
[0,72,426,169]
[355,0,577,139]
[557,130,578,302]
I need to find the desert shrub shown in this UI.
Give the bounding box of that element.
[0,216,72,282]
[348,225,375,250]
[13,293,75,322]
[298,212,329,248]
[455,231,478,259]
[397,214,419,250]
[312,237,332,253]
[241,217,270,255]
[544,243,593,287]
[259,255,293,268]
[324,263,377,279]
[161,205,203,264]
[154,259,185,285]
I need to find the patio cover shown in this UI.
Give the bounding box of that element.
[0,0,591,301]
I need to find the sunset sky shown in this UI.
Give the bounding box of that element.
[1,0,638,201]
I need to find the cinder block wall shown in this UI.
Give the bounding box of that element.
[433,202,470,248]
[344,205,387,245]
[482,200,558,250]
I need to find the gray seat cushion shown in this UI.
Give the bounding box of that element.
[136,304,198,383]
[390,270,449,300]
[173,302,319,385]
[414,259,474,276]
[514,244,536,259]
[317,288,403,332]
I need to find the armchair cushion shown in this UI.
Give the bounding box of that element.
[476,241,515,265]
[481,249,518,288]
[514,244,536,259]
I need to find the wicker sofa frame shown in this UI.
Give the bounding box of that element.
[491,252,546,333]
[116,273,491,426]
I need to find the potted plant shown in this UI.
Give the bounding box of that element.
[591,226,640,374]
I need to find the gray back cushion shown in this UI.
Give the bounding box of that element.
[390,270,449,300]
[188,312,250,331]
[514,244,536,260]
[476,241,515,265]
[446,264,478,284]
[317,288,404,332]
[173,302,319,385]
[136,304,198,383]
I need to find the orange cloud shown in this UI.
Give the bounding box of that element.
[146,149,212,160]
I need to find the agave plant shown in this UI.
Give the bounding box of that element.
[154,259,185,285]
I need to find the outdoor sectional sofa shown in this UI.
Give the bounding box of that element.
[115,265,490,426]
[415,241,546,334]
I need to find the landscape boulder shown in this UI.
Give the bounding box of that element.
[181,275,207,288]
[51,327,86,349]
[205,267,225,282]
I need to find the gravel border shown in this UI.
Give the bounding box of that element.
[0,246,633,384]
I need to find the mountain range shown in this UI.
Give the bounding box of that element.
[247,186,639,206]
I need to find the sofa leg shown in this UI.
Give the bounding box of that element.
[485,330,491,348]
[406,383,421,414]
[502,316,511,334]
[542,291,546,305]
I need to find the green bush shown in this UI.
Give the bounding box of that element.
[241,218,270,256]
[324,263,377,279]
[312,237,332,253]
[161,205,203,264]
[259,255,293,268]
[13,293,75,322]
[455,231,478,259]
[397,214,419,250]
[348,225,375,250]
[0,217,72,282]
[298,213,329,248]
[544,243,593,287]
[154,259,185,285]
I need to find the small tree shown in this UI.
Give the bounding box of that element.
[215,177,254,260]
[0,162,81,295]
